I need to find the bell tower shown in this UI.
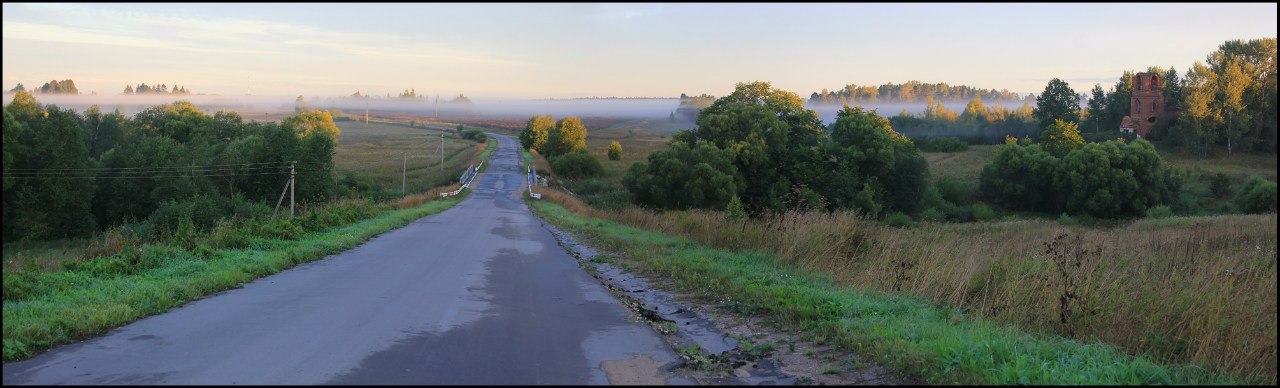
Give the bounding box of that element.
[1129,72,1164,138]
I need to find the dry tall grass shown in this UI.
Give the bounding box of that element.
[538,187,1277,382]
[396,183,463,209]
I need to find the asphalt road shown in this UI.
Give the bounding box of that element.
[3,134,685,385]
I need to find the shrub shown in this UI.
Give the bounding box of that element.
[1146,205,1175,219]
[971,202,997,221]
[623,141,741,211]
[1235,176,1277,214]
[565,177,631,211]
[1040,119,1085,157]
[460,128,487,143]
[883,211,917,227]
[919,207,947,222]
[936,176,975,204]
[1209,172,1232,199]
[607,140,623,160]
[725,195,747,221]
[918,136,970,152]
[549,152,604,179]
[1056,212,1076,225]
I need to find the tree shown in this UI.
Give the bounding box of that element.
[980,142,1060,212]
[283,109,340,139]
[548,151,603,179]
[5,104,97,239]
[1217,56,1254,156]
[519,115,554,152]
[821,105,927,216]
[9,83,25,94]
[623,140,741,210]
[1057,140,1173,218]
[1040,119,1085,157]
[681,81,826,213]
[545,116,587,157]
[961,96,990,125]
[607,140,622,160]
[1083,84,1107,134]
[1033,78,1081,130]
[123,85,134,95]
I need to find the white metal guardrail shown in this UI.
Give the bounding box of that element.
[440,161,483,197]
[528,166,541,199]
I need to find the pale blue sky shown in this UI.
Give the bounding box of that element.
[2,3,1276,100]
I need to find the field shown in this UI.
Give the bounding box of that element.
[530,190,1270,384]
[922,145,997,184]
[500,117,1278,383]
[332,120,482,197]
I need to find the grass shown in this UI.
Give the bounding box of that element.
[922,144,997,184]
[3,188,470,362]
[527,189,1269,386]
[477,137,497,173]
[528,192,1259,384]
[1160,146,1278,181]
[333,120,478,196]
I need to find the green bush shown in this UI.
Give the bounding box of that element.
[917,137,970,152]
[971,202,997,221]
[981,139,1174,218]
[623,141,741,210]
[936,176,975,204]
[607,140,623,160]
[1235,176,1277,214]
[549,151,604,179]
[1146,205,1175,219]
[460,128,487,143]
[1056,212,1076,225]
[1209,172,1232,199]
[919,207,947,222]
[565,177,631,211]
[883,211,917,227]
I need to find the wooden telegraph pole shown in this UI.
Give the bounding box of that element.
[402,152,408,194]
[289,161,296,217]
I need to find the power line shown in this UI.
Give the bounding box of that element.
[6,161,291,172]
[1,171,303,179]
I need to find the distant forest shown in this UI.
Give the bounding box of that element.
[123,83,193,95]
[7,80,80,95]
[808,81,1032,105]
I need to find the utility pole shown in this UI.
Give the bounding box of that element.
[402,152,408,194]
[440,128,444,171]
[289,161,296,217]
[365,100,369,124]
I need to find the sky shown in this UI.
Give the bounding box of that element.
[2,3,1276,101]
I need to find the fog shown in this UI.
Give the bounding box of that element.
[3,93,1045,126]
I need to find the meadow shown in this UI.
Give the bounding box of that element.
[332,120,483,198]
[516,117,1278,383]
[530,189,1268,384]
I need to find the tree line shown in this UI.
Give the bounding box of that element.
[808,81,1030,106]
[623,81,929,218]
[3,91,339,242]
[123,83,193,95]
[6,80,80,95]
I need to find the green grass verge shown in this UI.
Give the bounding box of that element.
[478,137,498,173]
[527,199,1248,385]
[521,147,533,169]
[2,191,468,362]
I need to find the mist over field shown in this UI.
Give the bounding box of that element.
[3,92,1029,125]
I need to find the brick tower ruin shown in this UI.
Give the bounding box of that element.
[1121,72,1166,138]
